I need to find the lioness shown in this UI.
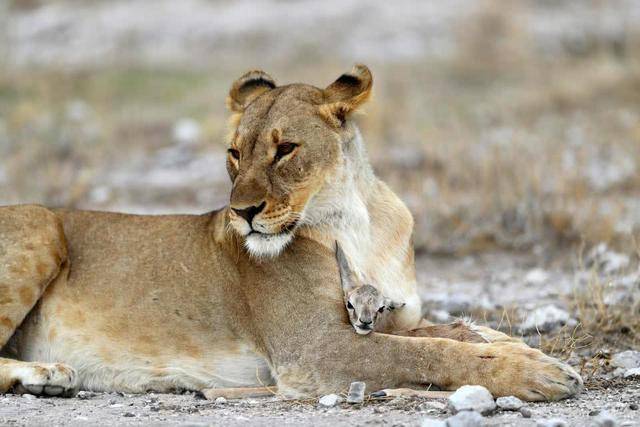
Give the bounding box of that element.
[0,65,582,400]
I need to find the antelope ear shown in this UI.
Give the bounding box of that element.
[321,64,373,127]
[227,70,276,113]
[385,299,406,311]
[335,242,357,293]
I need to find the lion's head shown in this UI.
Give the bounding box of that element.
[225,65,373,257]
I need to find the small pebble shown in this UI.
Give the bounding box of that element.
[623,368,640,379]
[421,418,446,427]
[496,396,524,411]
[318,394,343,408]
[346,382,365,404]
[448,385,496,415]
[536,418,568,427]
[22,394,36,400]
[418,400,447,413]
[122,412,135,417]
[215,397,227,405]
[76,391,95,400]
[629,403,638,410]
[594,410,618,427]
[446,410,483,427]
[520,407,532,418]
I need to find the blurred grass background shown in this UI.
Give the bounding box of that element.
[1,0,639,255]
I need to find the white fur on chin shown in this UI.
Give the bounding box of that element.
[244,232,294,258]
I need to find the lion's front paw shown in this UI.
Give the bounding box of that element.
[11,362,78,397]
[490,344,583,401]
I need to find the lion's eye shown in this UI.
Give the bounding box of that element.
[378,307,385,313]
[275,143,297,160]
[228,148,240,160]
[347,301,354,310]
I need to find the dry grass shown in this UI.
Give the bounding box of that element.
[1,1,640,251]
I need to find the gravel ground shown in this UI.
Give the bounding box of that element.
[0,379,638,426]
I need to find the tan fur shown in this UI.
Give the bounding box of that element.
[0,66,582,401]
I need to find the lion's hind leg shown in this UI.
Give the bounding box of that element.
[404,319,520,343]
[0,205,77,395]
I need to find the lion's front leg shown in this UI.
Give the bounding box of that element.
[0,359,78,396]
[273,331,582,401]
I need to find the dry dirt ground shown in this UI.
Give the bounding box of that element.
[0,380,639,427]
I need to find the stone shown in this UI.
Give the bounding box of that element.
[520,305,571,333]
[525,268,550,286]
[536,419,567,427]
[445,411,483,427]
[418,400,447,413]
[496,396,523,411]
[586,243,630,274]
[172,118,201,145]
[122,412,135,417]
[76,391,96,400]
[520,407,532,418]
[346,381,366,404]
[22,394,36,400]
[623,368,640,379]
[593,410,618,427]
[421,418,446,427]
[318,394,343,407]
[214,397,227,405]
[610,350,640,369]
[447,385,496,415]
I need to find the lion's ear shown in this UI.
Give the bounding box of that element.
[227,70,276,113]
[321,64,373,127]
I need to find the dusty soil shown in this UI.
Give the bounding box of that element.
[0,379,638,426]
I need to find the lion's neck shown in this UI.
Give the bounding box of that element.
[299,128,420,329]
[299,128,373,263]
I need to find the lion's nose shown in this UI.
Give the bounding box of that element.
[231,201,266,226]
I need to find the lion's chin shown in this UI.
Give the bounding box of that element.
[244,231,294,258]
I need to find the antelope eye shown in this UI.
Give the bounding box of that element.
[347,301,354,310]
[275,143,297,159]
[378,307,385,313]
[228,148,240,160]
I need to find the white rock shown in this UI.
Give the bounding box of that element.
[610,350,640,369]
[22,394,36,400]
[65,99,91,122]
[447,385,496,415]
[536,419,567,427]
[586,243,630,274]
[594,410,618,427]
[172,118,201,145]
[214,397,227,405]
[525,268,549,286]
[318,394,343,407]
[346,381,365,404]
[623,368,640,379]
[421,418,447,427]
[520,305,571,333]
[496,396,523,411]
[445,410,484,427]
